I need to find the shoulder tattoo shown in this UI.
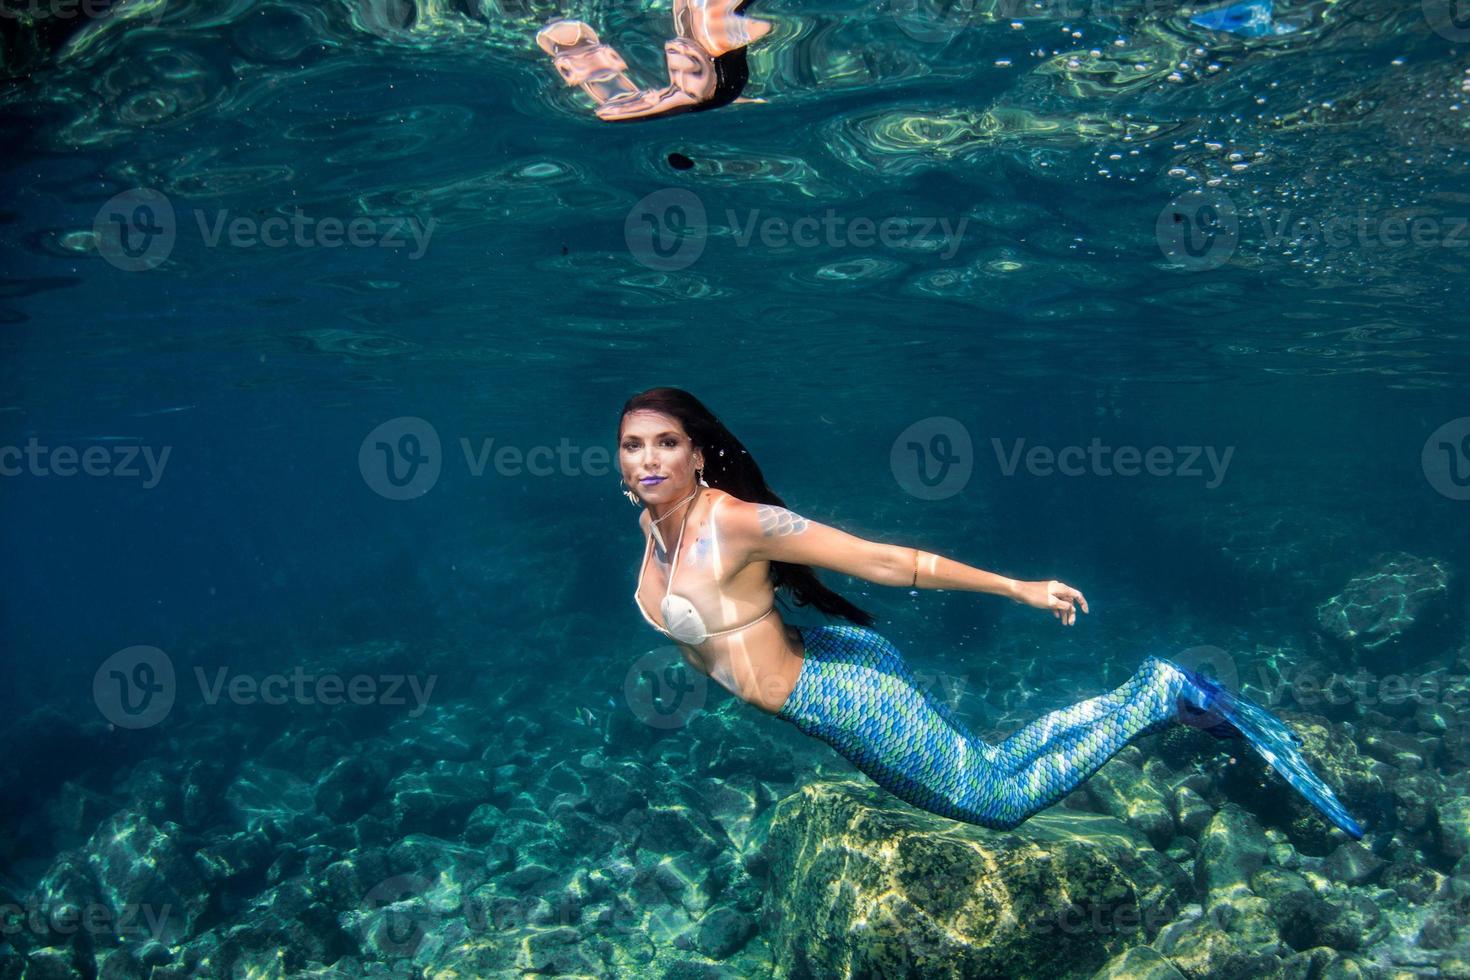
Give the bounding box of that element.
[756,504,809,537]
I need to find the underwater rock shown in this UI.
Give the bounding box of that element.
[225,762,317,837]
[1379,861,1448,905]
[462,802,504,845]
[192,828,273,886]
[180,760,231,830]
[696,774,777,852]
[21,947,87,980]
[1248,866,1320,951]
[761,780,1189,978]
[29,849,102,948]
[1435,796,1470,861]
[1322,841,1385,886]
[1089,758,1175,850]
[1151,903,1285,978]
[1195,806,1268,903]
[1171,785,1215,840]
[1091,945,1187,978]
[1316,553,1453,660]
[386,761,492,838]
[315,755,386,822]
[85,809,209,946]
[694,905,756,960]
[628,806,725,862]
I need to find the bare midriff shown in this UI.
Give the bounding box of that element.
[672,619,806,715]
[636,490,808,715]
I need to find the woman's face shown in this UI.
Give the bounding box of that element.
[619,410,703,503]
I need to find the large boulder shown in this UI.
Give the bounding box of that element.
[85,810,210,946]
[1316,553,1453,662]
[761,780,1190,978]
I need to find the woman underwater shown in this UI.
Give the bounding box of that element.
[619,386,1364,838]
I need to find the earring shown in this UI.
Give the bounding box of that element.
[697,467,708,487]
[619,479,641,506]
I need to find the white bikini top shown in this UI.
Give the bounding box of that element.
[633,493,775,646]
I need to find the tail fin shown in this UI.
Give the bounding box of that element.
[1172,664,1365,840]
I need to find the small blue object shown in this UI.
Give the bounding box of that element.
[1190,0,1298,37]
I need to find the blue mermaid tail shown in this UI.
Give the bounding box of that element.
[1170,664,1365,840]
[775,624,1364,840]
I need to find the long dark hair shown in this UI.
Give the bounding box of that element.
[619,387,874,627]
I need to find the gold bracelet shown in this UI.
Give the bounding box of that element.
[911,549,920,587]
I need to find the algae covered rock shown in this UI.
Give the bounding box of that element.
[1091,945,1187,978]
[1088,758,1175,850]
[84,809,209,946]
[1315,553,1452,658]
[761,779,1189,979]
[1195,806,1268,903]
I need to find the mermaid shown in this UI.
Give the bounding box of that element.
[618,386,1364,839]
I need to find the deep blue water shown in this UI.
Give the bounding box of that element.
[3,0,1470,975]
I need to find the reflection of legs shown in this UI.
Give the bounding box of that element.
[775,626,1190,830]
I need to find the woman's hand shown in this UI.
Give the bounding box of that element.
[1014,580,1089,626]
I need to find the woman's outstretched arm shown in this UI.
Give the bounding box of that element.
[721,500,1090,625]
